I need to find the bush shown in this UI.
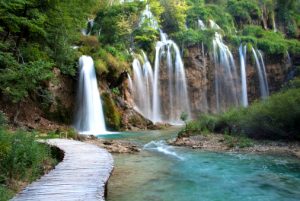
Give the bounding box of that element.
[172,29,215,50]
[239,25,300,55]
[0,111,7,127]
[180,85,300,140]
[0,129,57,196]
[227,0,261,27]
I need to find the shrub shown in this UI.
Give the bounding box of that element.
[227,0,261,27]
[0,111,7,127]
[179,86,300,140]
[0,129,57,195]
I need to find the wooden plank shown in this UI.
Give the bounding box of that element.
[11,139,114,201]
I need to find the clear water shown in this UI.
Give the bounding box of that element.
[100,129,300,201]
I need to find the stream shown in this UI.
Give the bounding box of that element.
[99,128,300,201]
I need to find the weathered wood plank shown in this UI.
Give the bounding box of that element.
[11,139,114,201]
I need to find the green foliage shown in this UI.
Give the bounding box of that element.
[102,93,121,130]
[186,4,235,33]
[224,134,253,148]
[95,48,131,78]
[112,88,121,96]
[276,0,300,38]
[227,0,261,27]
[0,129,57,195]
[181,85,300,140]
[180,112,188,122]
[0,111,7,127]
[239,25,300,55]
[0,185,13,201]
[134,25,159,53]
[93,1,145,45]
[0,0,101,104]
[172,29,215,49]
[160,0,189,33]
[0,60,53,103]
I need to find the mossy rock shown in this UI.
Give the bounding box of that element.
[101,92,121,130]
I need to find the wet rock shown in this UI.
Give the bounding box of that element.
[86,139,141,154]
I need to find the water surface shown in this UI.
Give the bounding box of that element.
[100,128,300,201]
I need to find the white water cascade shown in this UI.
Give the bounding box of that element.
[239,45,248,107]
[152,31,191,123]
[213,33,240,112]
[131,53,154,119]
[198,19,206,30]
[140,4,158,29]
[74,56,107,135]
[130,5,191,124]
[252,48,269,98]
[81,19,94,36]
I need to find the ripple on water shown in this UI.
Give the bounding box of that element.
[106,131,300,201]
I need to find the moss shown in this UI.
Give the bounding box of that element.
[101,93,121,130]
[94,59,108,75]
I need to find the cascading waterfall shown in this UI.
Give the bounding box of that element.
[130,6,272,120]
[74,56,107,134]
[140,4,158,29]
[152,30,191,123]
[130,5,191,124]
[252,48,269,98]
[239,45,248,107]
[198,19,206,30]
[213,33,240,112]
[131,53,154,119]
[81,19,94,36]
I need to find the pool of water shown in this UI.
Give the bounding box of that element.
[99,128,300,201]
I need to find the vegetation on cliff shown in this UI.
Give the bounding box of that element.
[0,0,299,131]
[0,0,99,103]
[179,73,300,140]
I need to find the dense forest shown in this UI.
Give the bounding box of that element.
[1,0,300,200]
[0,0,299,105]
[0,0,299,133]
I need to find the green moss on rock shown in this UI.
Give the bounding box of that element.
[101,92,121,130]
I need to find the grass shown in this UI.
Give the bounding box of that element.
[0,128,58,200]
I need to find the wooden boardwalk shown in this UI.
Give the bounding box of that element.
[12,139,114,201]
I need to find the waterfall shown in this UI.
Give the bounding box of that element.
[213,33,239,112]
[81,19,94,36]
[74,56,107,135]
[131,54,154,119]
[239,45,248,107]
[140,4,158,29]
[286,51,292,66]
[198,19,206,30]
[209,20,221,30]
[130,5,190,124]
[128,74,133,92]
[131,32,191,124]
[252,48,269,99]
[152,30,191,123]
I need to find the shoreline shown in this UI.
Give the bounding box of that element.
[169,134,300,158]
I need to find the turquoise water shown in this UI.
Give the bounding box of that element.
[100,128,300,201]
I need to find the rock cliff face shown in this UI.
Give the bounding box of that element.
[0,47,292,131]
[182,45,291,117]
